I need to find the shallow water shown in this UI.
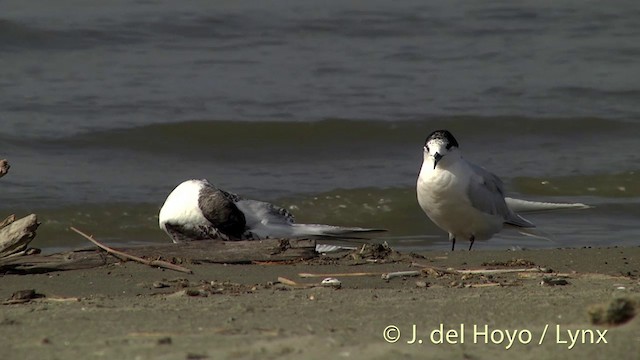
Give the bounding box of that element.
[1,1,639,251]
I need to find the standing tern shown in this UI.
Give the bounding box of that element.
[417,130,588,251]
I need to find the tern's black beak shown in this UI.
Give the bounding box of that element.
[433,152,443,169]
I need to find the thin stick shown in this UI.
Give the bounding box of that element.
[69,227,193,274]
[465,283,502,288]
[456,268,547,275]
[277,277,315,288]
[409,263,460,274]
[411,262,548,275]
[381,270,421,280]
[43,297,82,302]
[298,272,384,278]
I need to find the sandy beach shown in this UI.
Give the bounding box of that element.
[1,246,638,360]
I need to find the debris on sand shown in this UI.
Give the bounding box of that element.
[588,297,636,326]
[481,258,536,267]
[3,289,44,305]
[540,277,570,286]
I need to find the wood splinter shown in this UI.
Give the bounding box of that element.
[0,159,9,179]
[69,227,193,274]
[381,270,421,280]
[277,277,341,289]
[298,272,384,278]
[0,215,16,230]
[410,262,550,275]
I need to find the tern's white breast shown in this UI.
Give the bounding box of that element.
[417,160,502,240]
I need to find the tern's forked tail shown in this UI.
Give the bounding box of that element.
[290,224,386,238]
[505,197,591,214]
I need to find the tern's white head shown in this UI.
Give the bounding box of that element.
[423,130,460,169]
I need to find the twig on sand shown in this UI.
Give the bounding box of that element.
[381,270,421,280]
[44,296,82,302]
[456,268,548,275]
[277,276,342,289]
[69,227,193,274]
[299,270,422,281]
[410,262,549,275]
[277,277,316,289]
[465,283,502,288]
[298,272,384,278]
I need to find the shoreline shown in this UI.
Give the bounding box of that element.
[1,246,638,359]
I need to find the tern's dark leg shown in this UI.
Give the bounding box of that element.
[449,234,456,251]
[468,235,475,251]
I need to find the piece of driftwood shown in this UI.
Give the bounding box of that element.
[0,238,317,274]
[122,238,317,264]
[298,271,385,278]
[410,262,550,275]
[70,227,193,274]
[0,159,9,178]
[381,270,421,280]
[276,276,342,289]
[0,214,16,230]
[0,214,39,259]
[277,277,315,289]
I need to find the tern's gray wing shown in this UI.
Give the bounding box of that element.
[233,199,297,239]
[467,163,534,227]
[217,188,294,223]
[234,199,295,225]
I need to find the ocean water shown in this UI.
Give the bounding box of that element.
[1,0,639,252]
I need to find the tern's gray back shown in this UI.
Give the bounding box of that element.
[466,162,533,227]
[263,202,295,223]
[234,199,295,226]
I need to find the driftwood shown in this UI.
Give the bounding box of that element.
[0,214,16,229]
[276,276,342,289]
[410,262,550,275]
[0,159,8,178]
[70,227,194,274]
[0,214,39,259]
[299,271,385,278]
[0,238,317,274]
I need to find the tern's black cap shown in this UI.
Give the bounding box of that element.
[425,130,459,149]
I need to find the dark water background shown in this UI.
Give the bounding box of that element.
[1,0,639,251]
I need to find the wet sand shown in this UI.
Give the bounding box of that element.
[1,246,638,360]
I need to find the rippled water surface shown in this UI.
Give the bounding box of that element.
[1,0,639,251]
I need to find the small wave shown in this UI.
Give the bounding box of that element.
[0,12,282,53]
[30,203,164,249]
[278,187,420,227]
[550,86,640,99]
[22,116,634,155]
[0,19,52,50]
[0,19,141,52]
[513,171,640,198]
